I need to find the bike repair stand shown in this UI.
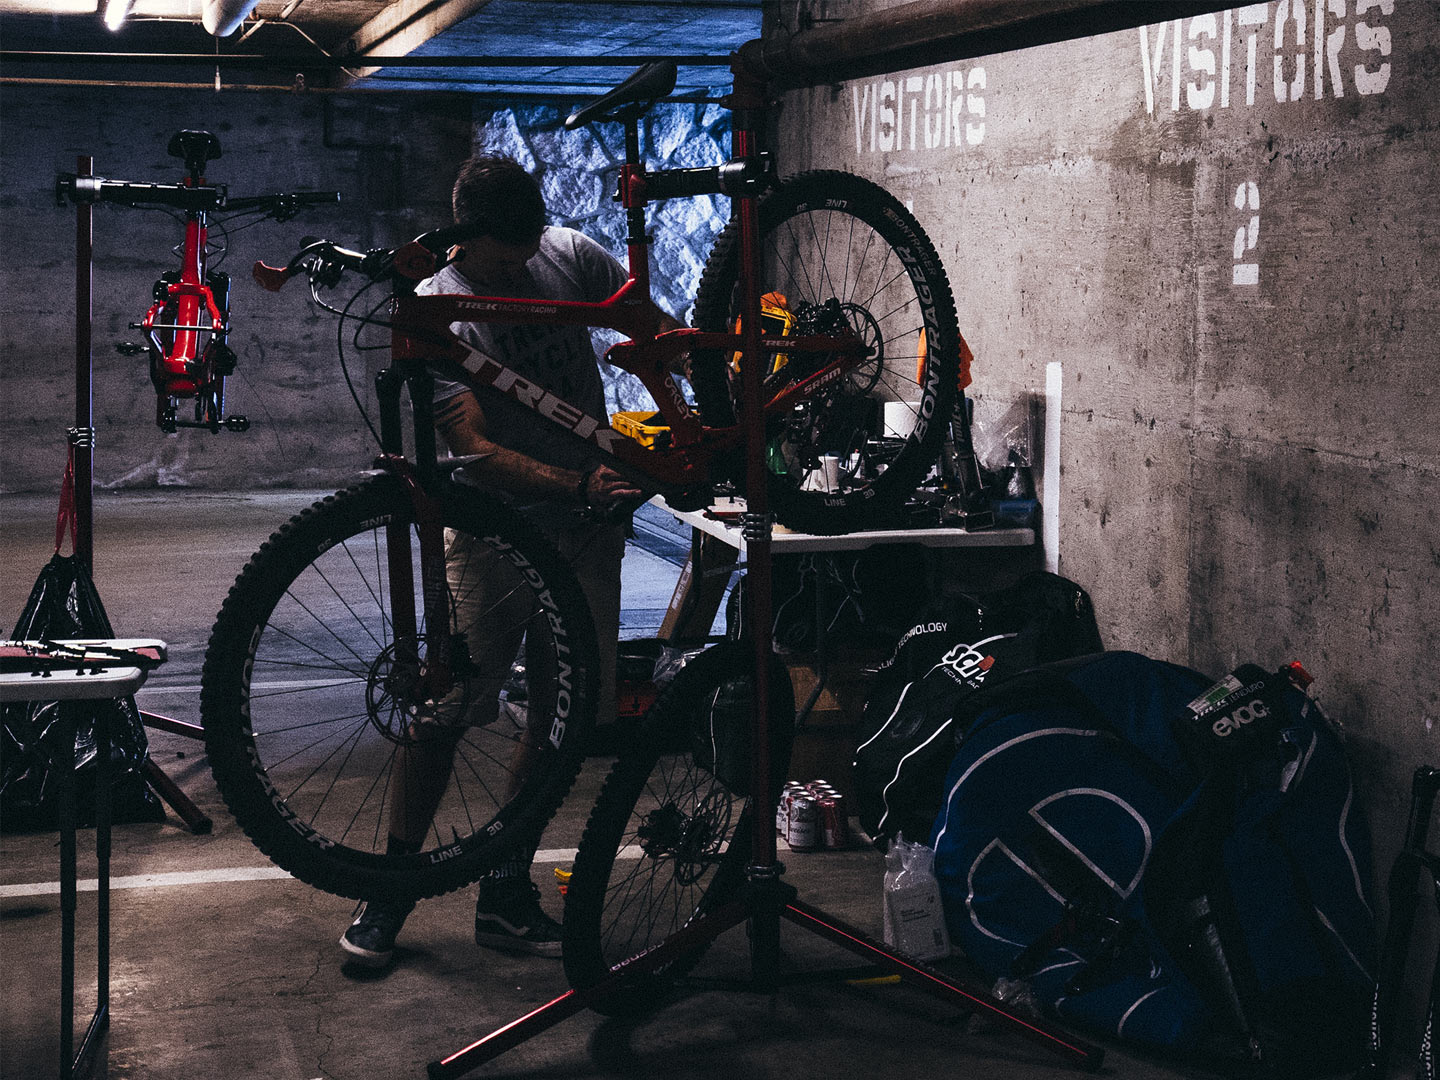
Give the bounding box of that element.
[64,155,211,835]
[427,59,1103,1079]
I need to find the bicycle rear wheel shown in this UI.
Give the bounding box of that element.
[561,642,794,1016]
[201,476,599,902]
[691,171,960,535]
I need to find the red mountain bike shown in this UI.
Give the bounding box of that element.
[199,59,962,906]
[57,129,338,434]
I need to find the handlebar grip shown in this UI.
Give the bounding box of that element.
[252,260,295,292]
[644,166,723,201]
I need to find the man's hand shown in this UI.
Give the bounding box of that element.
[582,465,643,510]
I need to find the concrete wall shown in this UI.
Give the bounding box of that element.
[774,0,1438,1024]
[0,86,726,491]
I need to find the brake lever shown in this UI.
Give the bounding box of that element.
[252,260,294,291]
[392,238,460,281]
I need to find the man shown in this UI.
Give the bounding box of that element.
[339,155,679,968]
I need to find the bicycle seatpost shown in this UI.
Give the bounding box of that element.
[619,116,651,300]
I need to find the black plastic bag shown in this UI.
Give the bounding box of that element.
[1,554,164,831]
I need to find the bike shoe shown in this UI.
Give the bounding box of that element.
[340,897,415,968]
[474,880,563,958]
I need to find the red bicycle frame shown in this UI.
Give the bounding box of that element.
[140,198,227,413]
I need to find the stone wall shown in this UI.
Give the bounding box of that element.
[773,0,1438,1026]
[472,101,730,414]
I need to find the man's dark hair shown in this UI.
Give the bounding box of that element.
[452,155,546,245]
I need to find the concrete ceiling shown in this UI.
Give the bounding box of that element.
[0,1,761,98]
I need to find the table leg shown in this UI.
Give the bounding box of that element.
[57,707,77,1080]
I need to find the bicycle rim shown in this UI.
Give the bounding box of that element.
[692,171,960,535]
[562,642,793,1015]
[201,477,599,901]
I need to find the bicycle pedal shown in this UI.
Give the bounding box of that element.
[116,341,146,356]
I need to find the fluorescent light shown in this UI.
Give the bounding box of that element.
[103,0,134,30]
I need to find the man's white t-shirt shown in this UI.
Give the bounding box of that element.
[419,225,628,479]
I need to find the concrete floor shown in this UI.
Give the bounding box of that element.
[0,490,1210,1080]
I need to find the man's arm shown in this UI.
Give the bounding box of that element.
[434,391,640,509]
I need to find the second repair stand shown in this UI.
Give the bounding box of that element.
[425,61,1103,1080]
[66,154,212,835]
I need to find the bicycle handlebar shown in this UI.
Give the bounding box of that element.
[56,172,339,219]
[252,226,461,292]
[222,190,340,220]
[58,173,227,211]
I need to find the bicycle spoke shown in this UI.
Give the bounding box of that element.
[306,548,393,654]
[279,711,372,804]
[300,712,377,823]
[250,708,373,741]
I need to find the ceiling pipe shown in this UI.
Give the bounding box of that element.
[0,50,733,68]
[202,0,261,38]
[739,0,1240,87]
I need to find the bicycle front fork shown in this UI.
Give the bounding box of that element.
[375,365,454,705]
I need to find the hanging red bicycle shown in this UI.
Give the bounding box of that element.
[57,128,338,434]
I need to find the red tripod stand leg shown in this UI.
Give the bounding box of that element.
[427,897,752,1079]
[782,898,1106,1072]
[140,708,205,739]
[140,756,212,834]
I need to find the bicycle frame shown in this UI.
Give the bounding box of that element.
[386,285,864,500]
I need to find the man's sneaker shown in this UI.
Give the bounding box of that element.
[473,880,563,957]
[339,897,415,968]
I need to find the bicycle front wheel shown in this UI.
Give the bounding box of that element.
[201,476,599,902]
[691,171,960,535]
[562,642,794,1016]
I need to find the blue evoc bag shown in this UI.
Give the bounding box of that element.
[929,652,1375,1075]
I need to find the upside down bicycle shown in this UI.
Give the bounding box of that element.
[198,58,965,966]
[57,128,339,434]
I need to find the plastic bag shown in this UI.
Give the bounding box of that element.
[881,833,951,961]
[1,554,163,831]
[652,644,707,690]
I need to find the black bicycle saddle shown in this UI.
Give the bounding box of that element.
[564,60,678,130]
[168,130,223,176]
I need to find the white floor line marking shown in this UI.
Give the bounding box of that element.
[0,845,648,898]
[2,837,777,899]
[1,866,295,897]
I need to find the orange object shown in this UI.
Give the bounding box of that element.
[916,329,974,392]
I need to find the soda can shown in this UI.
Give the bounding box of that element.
[787,794,820,851]
[778,782,804,834]
[818,796,848,849]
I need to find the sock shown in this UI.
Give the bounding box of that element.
[482,838,538,887]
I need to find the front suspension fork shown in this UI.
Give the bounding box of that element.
[375,367,453,703]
